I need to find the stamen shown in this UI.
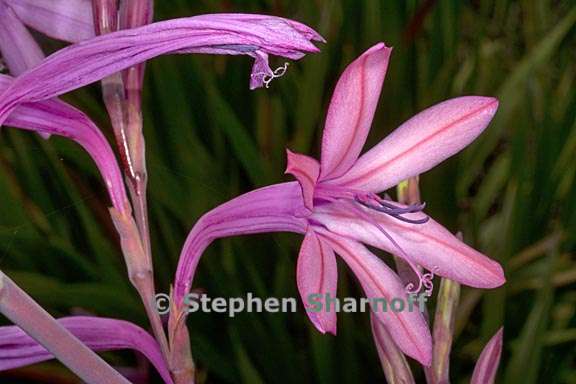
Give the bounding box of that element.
[343,200,433,295]
[422,271,435,296]
[312,186,435,295]
[354,193,430,225]
[251,62,289,88]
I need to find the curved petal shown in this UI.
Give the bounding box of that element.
[297,230,338,335]
[0,2,44,75]
[318,232,432,366]
[312,202,505,289]
[174,182,308,302]
[0,75,129,214]
[320,43,391,180]
[471,328,503,384]
[285,149,320,210]
[0,316,173,384]
[0,13,322,125]
[332,96,499,193]
[4,0,94,43]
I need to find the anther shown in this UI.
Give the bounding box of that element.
[251,63,290,88]
[354,195,430,225]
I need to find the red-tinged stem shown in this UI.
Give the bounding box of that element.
[0,270,130,384]
[168,305,195,384]
[92,0,118,35]
[109,208,170,364]
[102,70,167,361]
[124,98,152,261]
[93,0,167,370]
[119,0,154,262]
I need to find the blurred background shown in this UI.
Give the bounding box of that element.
[1,0,575,383]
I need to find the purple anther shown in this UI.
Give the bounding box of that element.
[354,195,430,225]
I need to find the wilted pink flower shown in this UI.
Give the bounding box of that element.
[0,13,323,127]
[174,43,505,366]
[0,2,130,212]
[0,316,173,384]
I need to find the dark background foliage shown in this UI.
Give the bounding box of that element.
[0,0,575,383]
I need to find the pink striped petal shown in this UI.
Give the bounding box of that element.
[319,43,391,180]
[0,2,48,139]
[0,13,322,126]
[332,96,499,193]
[319,233,432,365]
[297,230,338,335]
[174,182,308,303]
[285,150,320,210]
[0,316,173,384]
[312,203,505,289]
[4,0,94,43]
[0,2,44,75]
[471,328,503,384]
[370,313,415,383]
[0,74,129,214]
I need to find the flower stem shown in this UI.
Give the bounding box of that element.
[431,277,460,384]
[0,270,129,384]
[168,307,195,384]
[92,0,167,371]
[109,208,170,363]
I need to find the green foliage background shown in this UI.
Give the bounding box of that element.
[1,0,575,383]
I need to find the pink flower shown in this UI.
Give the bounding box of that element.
[0,316,173,384]
[0,74,130,213]
[0,13,323,127]
[175,43,505,366]
[1,0,94,43]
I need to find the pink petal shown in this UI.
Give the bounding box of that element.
[174,182,308,303]
[471,328,503,384]
[0,316,173,384]
[319,43,391,180]
[332,96,499,193]
[0,13,322,125]
[370,313,415,383]
[0,2,44,75]
[202,13,325,44]
[4,0,95,43]
[297,230,338,335]
[0,74,129,214]
[312,202,505,289]
[319,232,432,365]
[285,149,320,210]
[0,2,48,139]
